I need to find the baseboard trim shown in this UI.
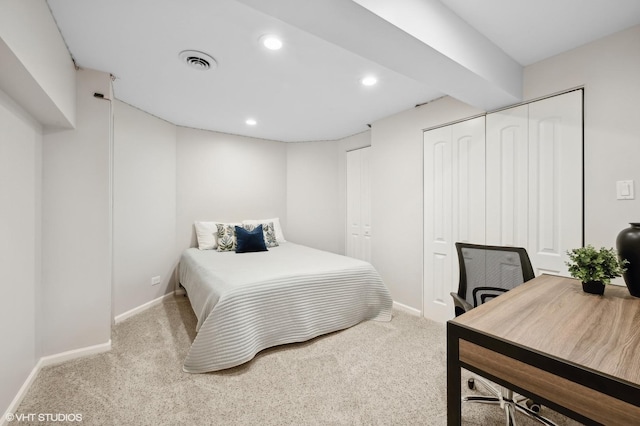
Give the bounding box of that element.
[393,301,422,317]
[114,292,175,324]
[2,340,111,426]
[3,290,178,424]
[2,359,42,426]
[40,340,112,367]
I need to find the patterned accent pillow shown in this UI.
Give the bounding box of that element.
[243,218,285,243]
[216,223,237,252]
[262,222,279,248]
[243,222,279,248]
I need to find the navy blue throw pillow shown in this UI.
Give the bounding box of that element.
[235,225,268,253]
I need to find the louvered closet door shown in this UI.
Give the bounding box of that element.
[423,117,485,323]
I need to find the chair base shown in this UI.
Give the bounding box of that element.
[464,377,557,426]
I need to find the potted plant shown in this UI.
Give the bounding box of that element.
[566,245,628,295]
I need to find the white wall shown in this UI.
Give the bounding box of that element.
[112,109,288,314]
[286,140,341,252]
[113,101,177,316]
[41,68,112,355]
[176,127,287,252]
[0,89,42,417]
[0,2,81,415]
[524,25,640,252]
[370,97,482,308]
[286,131,372,255]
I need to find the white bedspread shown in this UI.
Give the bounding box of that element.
[178,242,393,373]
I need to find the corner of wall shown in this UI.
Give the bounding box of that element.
[0,0,76,129]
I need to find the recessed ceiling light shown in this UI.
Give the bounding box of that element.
[260,35,283,51]
[246,118,257,126]
[361,76,378,86]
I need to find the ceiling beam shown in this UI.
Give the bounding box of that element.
[236,0,523,111]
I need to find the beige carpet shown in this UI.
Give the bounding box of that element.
[16,295,580,425]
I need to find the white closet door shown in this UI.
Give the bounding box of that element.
[360,147,372,262]
[453,117,486,245]
[423,117,485,323]
[528,91,582,276]
[424,91,582,323]
[486,104,529,247]
[346,147,372,262]
[486,91,582,275]
[424,125,453,323]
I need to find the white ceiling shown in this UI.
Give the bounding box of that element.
[47,0,640,142]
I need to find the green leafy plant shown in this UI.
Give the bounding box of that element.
[566,245,628,284]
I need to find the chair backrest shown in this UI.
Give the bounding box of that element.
[455,242,535,315]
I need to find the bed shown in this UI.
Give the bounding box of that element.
[178,242,393,373]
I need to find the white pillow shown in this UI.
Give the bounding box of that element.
[242,217,286,243]
[194,221,220,250]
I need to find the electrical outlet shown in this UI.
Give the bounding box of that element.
[151,276,161,286]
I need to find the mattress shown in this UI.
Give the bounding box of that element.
[178,242,393,373]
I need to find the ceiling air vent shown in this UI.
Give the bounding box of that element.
[179,50,217,71]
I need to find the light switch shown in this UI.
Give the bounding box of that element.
[616,180,635,200]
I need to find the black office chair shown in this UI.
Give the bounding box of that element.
[451,242,556,426]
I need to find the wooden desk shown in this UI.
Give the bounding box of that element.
[447,274,640,425]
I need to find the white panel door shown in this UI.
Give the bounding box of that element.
[424,125,453,323]
[423,117,485,323]
[528,91,582,276]
[424,91,582,323]
[360,146,372,261]
[452,117,486,245]
[346,147,372,262]
[486,90,583,275]
[486,104,529,247]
